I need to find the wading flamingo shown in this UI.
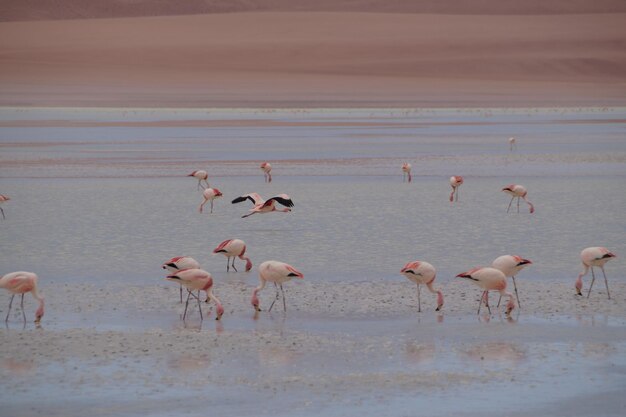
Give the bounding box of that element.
[449,176,463,202]
[252,261,303,313]
[456,267,515,316]
[402,163,412,183]
[162,256,201,302]
[502,184,534,214]
[575,247,616,299]
[0,194,9,219]
[231,193,294,218]
[0,271,44,323]
[166,268,224,320]
[509,137,517,152]
[213,239,252,272]
[199,187,223,214]
[260,162,272,183]
[187,170,209,190]
[492,255,532,308]
[400,261,444,312]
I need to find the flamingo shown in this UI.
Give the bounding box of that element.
[509,137,517,152]
[575,247,616,299]
[502,184,534,214]
[213,239,252,272]
[492,255,532,308]
[0,271,44,323]
[260,162,272,183]
[199,187,223,213]
[402,163,412,183]
[162,256,201,302]
[231,193,294,218]
[400,261,444,312]
[456,267,515,316]
[166,268,224,320]
[449,176,463,202]
[251,261,303,313]
[187,170,209,190]
[0,194,9,219]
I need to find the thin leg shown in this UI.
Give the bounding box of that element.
[587,267,596,298]
[456,188,459,202]
[183,290,192,320]
[197,290,203,320]
[512,276,521,308]
[210,200,214,214]
[179,285,183,303]
[477,291,485,314]
[0,207,4,219]
[20,294,26,322]
[231,257,238,272]
[497,294,502,308]
[484,291,491,314]
[5,294,15,322]
[197,181,201,191]
[507,197,514,213]
[601,267,611,300]
[268,283,280,312]
[517,197,520,213]
[417,284,421,313]
[226,257,230,272]
[280,284,286,312]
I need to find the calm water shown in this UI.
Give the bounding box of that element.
[0,107,625,284]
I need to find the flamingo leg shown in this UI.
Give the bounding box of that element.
[0,207,4,219]
[456,188,459,202]
[179,285,183,303]
[477,291,485,314]
[485,291,491,314]
[197,290,203,320]
[601,267,611,300]
[20,294,26,322]
[5,294,15,322]
[210,200,214,214]
[587,267,596,298]
[197,180,201,191]
[231,257,238,272]
[507,197,514,213]
[226,257,230,272]
[417,284,421,313]
[517,197,520,213]
[280,284,286,312]
[497,294,502,308]
[183,290,192,320]
[512,276,521,308]
[268,283,280,312]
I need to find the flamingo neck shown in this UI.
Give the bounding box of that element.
[240,256,253,272]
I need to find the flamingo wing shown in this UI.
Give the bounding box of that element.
[266,194,294,208]
[232,193,263,206]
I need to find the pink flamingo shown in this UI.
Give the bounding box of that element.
[187,170,209,190]
[0,271,44,323]
[575,247,616,299]
[162,256,201,302]
[166,268,224,320]
[260,162,272,183]
[509,137,517,152]
[400,261,444,312]
[213,239,252,272]
[231,193,294,218]
[402,163,412,183]
[0,194,9,219]
[251,261,303,313]
[449,176,463,202]
[492,255,532,308]
[502,184,534,214]
[199,187,223,213]
[456,267,515,316]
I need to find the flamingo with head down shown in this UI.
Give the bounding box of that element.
[449,176,463,202]
[251,261,303,313]
[575,247,616,299]
[0,271,44,323]
[456,267,515,316]
[213,239,252,272]
[199,187,223,213]
[231,193,294,218]
[166,268,224,321]
[260,162,272,183]
[162,256,201,302]
[187,170,209,190]
[492,255,532,308]
[400,261,443,312]
[502,184,534,214]
[402,163,412,183]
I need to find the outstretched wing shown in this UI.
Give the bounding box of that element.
[266,194,294,208]
[231,193,263,206]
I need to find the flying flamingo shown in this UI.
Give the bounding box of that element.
[449,176,463,202]
[456,267,515,316]
[187,170,209,190]
[402,163,412,183]
[0,271,44,323]
[166,268,224,320]
[575,247,616,299]
[231,193,294,218]
[213,239,252,272]
[251,261,303,313]
[400,261,444,312]
[199,187,223,213]
[509,137,517,152]
[162,256,201,302]
[492,255,532,308]
[0,194,9,219]
[260,162,272,183]
[502,184,534,214]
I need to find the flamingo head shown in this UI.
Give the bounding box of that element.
[245,258,253,272]
[505,297,516,316]
[251,290,261,312]
[435,291,444,311]
[34,299,45,323]
[215,303,224,320]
